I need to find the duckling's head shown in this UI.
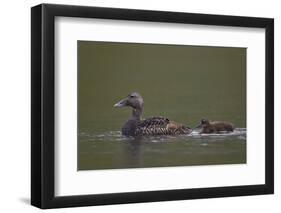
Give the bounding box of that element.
[195,118,210,128]
[114,92,144,110]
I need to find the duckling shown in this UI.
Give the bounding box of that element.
[195,118,234,134]
[114,92,192,136]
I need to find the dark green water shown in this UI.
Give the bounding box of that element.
[78,41,246,170]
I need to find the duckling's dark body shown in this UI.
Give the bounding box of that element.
[114,92,192,136]
[197,119,234,134]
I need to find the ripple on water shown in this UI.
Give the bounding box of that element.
[79,128,246,143]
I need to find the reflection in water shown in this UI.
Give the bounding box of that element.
[78,129,246,170]
[124,137,143,168]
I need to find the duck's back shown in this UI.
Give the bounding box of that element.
[135,117,191,136]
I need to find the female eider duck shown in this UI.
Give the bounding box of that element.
[114,92,192,136]
[196,118,234,134]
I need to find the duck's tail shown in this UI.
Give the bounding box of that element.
[182,125,193,134]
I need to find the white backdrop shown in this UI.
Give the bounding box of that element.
[0,0,279,212]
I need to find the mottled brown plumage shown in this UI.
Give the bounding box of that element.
[135,117,190,136]
[114,92,192,136]
[196,118,234,134]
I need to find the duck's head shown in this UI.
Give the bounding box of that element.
[195,118,210,128]
[114,92,144,110]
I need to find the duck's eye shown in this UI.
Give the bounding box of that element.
[130,95,135,98]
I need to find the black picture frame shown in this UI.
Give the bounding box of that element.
[31,3,274,209]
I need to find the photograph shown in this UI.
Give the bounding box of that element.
[78,41,247,170]
[30,3,274,209]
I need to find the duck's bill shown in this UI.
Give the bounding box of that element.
[113,99,127,108]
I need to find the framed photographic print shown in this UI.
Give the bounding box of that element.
[31,3,274,209]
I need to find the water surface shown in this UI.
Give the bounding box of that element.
[78,129,246,170]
